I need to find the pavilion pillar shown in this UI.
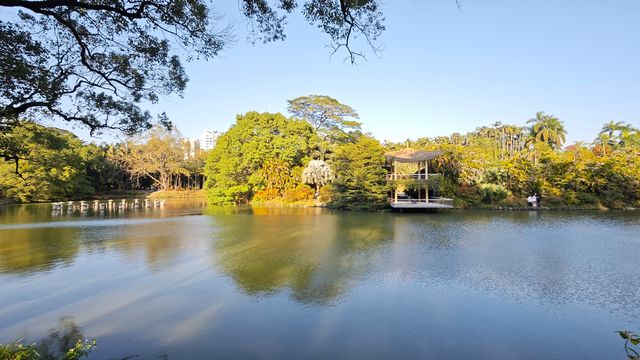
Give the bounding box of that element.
[394,160,397,180]
[425,160,429,202]
[393,160,398,203]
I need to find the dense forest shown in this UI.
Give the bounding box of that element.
[0,123,206,203]
[1,96,639,209]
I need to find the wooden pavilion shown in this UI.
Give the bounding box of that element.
[386,149,454,209]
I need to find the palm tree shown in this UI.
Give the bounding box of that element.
[599,120,626,148]
[600,120,626,138]
[595,133,611,156]
[527,111,567,149]
[618,123,639,148]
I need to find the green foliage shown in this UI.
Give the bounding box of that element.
[0,318,95,360]
[329,135,388,210]
[0,338,96,360]
[0,122,95,202]
[0,341,40,360]
[256,158,297,194]
[287,95,362,160]
[527,111,567,149]
[205,112,314,205]
[3,107,639,211]
[0,0,223,136]
[390,113,640,209]
[61,340,96,360]
[478,183,509,204]
[116,126,187,191]
[0,0,383,146]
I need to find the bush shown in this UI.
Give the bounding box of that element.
[318,185,333,203]
[576,192,600,206]
[478,183,509,204]
[283,184,314,203]
[561,190,579,206]
[252,189,281,202]
[455,185,482,207]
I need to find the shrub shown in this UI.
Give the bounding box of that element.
[283,184,314,203]
[252,189,281,202]
[478,183,509,204]
[561,190,579,205]
[576,192,600,206]
[456,185,482,207]
[318,185,333,203]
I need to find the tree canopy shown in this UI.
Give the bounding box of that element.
[205,111,314,205]
[0,122,94,202]
[527,111,567,149]
[2,99,638,211]
[116,126,187,191]
[0,0,384,134]
[329,134,388,210]
[288,95,362,160]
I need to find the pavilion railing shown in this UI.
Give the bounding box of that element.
[388,197,454,206]
[389,198,427,203]
[386,173,441,181]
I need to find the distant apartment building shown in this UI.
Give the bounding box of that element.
[199,129,220,151]
[184,129,220,158]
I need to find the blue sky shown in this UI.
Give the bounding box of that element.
[99,0,640,144]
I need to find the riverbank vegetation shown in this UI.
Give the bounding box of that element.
[0,122,207,203]
[0,318,95,360]
[1,97,639,209]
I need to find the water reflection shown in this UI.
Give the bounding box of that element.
[1,203,639,359]
[0,200,205,275]
[213,211,392,305]
[0,227,80,275]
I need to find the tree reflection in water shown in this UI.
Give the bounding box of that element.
[0,228,80,275]
[213,208,393,305]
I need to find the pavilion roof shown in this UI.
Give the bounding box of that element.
[385,148,443,163]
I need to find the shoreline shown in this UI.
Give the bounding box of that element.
[1,193,637,212]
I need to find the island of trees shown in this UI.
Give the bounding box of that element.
[1,95,638,210]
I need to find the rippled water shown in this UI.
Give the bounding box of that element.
[0,201,638,359]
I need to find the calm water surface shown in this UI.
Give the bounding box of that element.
[0,200,639,359]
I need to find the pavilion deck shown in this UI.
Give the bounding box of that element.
[389,198,454,209]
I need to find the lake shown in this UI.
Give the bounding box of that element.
[0,200,638,359]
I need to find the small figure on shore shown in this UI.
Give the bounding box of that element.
[536,193,542,208]
[533,193,538,208]
[527,195,533,207]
